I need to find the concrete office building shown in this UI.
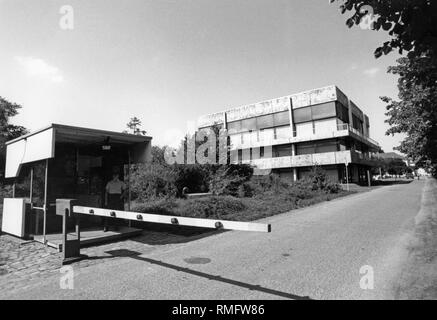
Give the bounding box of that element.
[197,85,381,184]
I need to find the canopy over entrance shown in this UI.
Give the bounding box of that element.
[5,123,152,178]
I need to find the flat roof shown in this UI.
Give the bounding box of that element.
[6,123,152,146]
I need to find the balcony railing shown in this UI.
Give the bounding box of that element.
[352,150,381,162]
[347,125,379,146]
[239,150,353,169]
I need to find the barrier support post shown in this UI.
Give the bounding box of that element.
[56,199,86,265]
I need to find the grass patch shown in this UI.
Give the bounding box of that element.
[395,178,437,299]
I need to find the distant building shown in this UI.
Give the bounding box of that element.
[198,85,381,184]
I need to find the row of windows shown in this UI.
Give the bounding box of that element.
[229,125,291,147]
[235,147,267,162]
[204,102,370,138]
[293,102,337,124]
[235,139,347,161]
[233,136,376,162]
[226,102,349,135]
[227,111,290,134]
[292,101,352,124]
[295,140,341,155]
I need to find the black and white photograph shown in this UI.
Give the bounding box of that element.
[0,0,436,306]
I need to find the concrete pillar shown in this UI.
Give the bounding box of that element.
[288,97,294,137]
[347,98,353,128]
[363,115,368,137]
[367,170,371,187]
[222,112,227,130]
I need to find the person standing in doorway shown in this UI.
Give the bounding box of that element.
[103,170,127,231]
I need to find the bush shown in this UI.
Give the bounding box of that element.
[172,164,211,196]
[131,197,178,215]
[238,168,341,199]
[287,179,315,199]
[177,196,246,219]
[130,163,178,201]
[246,174,290,196]
[0,184,12,202]
[209,164,253,197]
[307,165,341,193]
[133,195,246,220]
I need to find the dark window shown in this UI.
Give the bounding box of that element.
[296,140,339,155]
[352,114,363,134]
[317,141,338,153]
[273,111,290,126]
[294,103,337,124]
[335,102,349,124]
[311,102,336,120]
[241,118,257,131]
[227,121,241,134]
[293,107,312,123]
[273,144,293,157]
[256,114,274,129]
[296,142,316,155]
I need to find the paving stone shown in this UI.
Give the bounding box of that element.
[0,229,202,293]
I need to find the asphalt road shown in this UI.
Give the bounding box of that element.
[2,180,426,300]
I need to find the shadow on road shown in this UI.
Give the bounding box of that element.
[373,179,414,186]
[96,249,312,300]
[129,223,225,246]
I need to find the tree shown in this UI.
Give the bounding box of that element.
[0,97,28,179]
[386,158,408,176]
[150,145,167,166]
[125,117,147,135]
[0,97,27,140]
[331,0,437,59]
[332,0,437,175]
[178,124,229,165]
[381,55,437,173]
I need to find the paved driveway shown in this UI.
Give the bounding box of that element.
[1,180,426,299]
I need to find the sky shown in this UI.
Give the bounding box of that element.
[0,0,404,152]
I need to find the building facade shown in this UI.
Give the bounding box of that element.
[198,85,381,184]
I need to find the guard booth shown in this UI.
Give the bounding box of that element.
[1,123,152,247]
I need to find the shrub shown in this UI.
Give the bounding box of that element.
[250,174,290,195]
[176,196,246,219]
[131,197,178,215]
[130,163,178,201]
[0,184,12,202]
[172,164,210,196]
[228,169,342,199]
[287,179,315,199]
[133,195,246,220]
[209,164,253,197]
[307,165,341,193]
[308,165,329,190]
[323,181,341,193]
